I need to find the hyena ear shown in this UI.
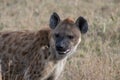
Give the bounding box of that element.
[49,12,60,29]
[75,16,88,34]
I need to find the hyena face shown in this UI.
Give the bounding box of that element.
[49,12,88,60]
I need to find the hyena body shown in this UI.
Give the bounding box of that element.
[0,12,88,80]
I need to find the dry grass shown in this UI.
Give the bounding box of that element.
[0,0,120,80]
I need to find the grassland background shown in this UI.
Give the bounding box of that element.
[0,0,120,80]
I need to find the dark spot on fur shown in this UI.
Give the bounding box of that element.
[41,37,45,40]
[8,48,12,53]
[2,46,5,50]
[2,33,10,38]
[38,74,41,77]
[22,52,28,56]
[44,55,48,59]
[40,43,44,46]
[34,71,37,74]
[47,75,54,80]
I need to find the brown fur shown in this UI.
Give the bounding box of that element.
[0,29,57,80]
[0,16,84,80]
[63,18,74,23]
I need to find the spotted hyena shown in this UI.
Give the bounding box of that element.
[0,12,88,80]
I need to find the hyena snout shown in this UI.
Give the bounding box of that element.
[55,41,70,55]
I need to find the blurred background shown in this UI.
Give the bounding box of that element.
[0,0,120,80]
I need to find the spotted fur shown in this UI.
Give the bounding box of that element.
[0,12,88,80]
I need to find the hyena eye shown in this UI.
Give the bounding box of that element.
[67,35,74,39]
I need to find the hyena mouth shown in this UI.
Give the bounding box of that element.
[58,49,71,55]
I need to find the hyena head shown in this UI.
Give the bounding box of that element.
[49,12,88,60]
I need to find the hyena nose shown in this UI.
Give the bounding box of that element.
[56,44,66,52]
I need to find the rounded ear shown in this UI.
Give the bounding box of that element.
[75,16,88,34]
[49,12,60,29]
